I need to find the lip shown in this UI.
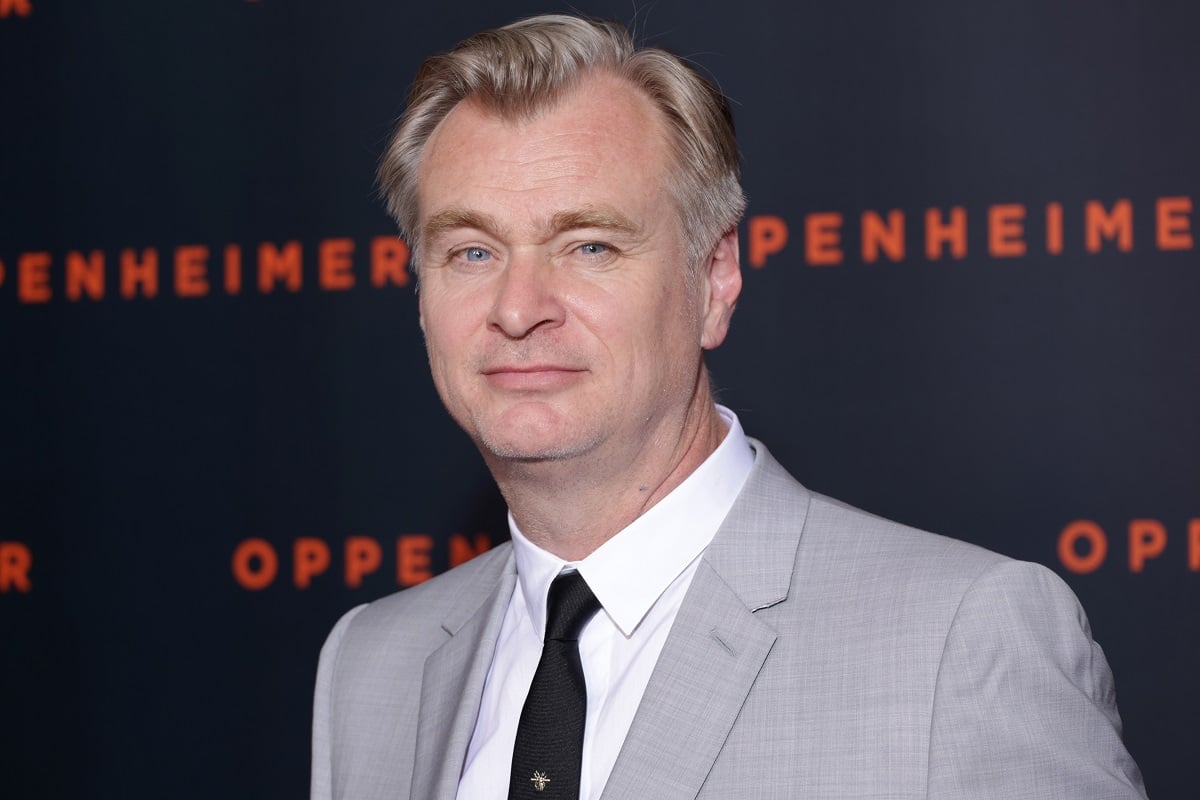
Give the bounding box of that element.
[482,365,586,391]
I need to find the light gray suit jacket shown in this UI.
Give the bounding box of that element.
[311,441,1147,799]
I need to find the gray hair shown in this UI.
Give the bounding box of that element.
[378,14,746,271]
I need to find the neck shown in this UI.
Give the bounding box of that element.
[488,386,728,562]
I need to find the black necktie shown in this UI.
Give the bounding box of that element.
[508,570,602,799]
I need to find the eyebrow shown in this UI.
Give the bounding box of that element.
[422,208,501,243]
[545,208,642,239]
[421,206,643,245]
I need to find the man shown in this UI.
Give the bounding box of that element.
[312,14,1146,800]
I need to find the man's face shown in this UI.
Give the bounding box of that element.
[415,73,738,468]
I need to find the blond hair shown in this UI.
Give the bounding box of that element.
[378,14,745,271]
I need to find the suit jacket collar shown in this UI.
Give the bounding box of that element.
[600,438,811,799]
[410,546,517,800]
[701,438,811,612]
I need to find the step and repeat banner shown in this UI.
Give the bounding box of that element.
[2,1,1196,797]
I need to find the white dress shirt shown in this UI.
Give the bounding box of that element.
[455,406,754,800]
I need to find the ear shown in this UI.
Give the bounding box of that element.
[699,227,742,350]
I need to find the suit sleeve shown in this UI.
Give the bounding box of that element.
[311,605,367,800]
[926,560,1147,799]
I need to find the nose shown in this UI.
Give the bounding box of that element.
[486,251,565,339]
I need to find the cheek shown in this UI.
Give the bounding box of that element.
[420,313,465,383]
[423,332,472,419]
[620,310,691,384]
[421,289,473,351]
[427,326,466,373]
[652,282,703,346]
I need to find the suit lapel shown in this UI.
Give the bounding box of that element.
[601,441,811,800]
[410,549,517,800]
[599,562,778,799]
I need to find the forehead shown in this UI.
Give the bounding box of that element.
[416,73,673,227]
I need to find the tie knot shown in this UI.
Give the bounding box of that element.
[544,570,601,642]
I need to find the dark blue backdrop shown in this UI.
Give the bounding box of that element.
[1,1,1196,797]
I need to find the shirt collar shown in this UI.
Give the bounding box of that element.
[509,405,755,639]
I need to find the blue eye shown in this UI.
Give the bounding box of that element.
[579,243,607,255]
[464,248,491,262]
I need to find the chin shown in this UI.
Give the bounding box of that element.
[471,415,603,464]
[465,402,576,454]
[474,428,593,463]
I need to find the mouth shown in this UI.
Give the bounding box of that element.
[481,365,586,391]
